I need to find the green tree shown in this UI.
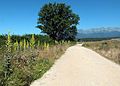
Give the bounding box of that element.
[37,3,80,41]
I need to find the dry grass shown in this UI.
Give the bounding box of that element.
[83,40,120,64]
[0,43,74,86]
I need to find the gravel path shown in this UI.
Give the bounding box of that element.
[30,44,120,86]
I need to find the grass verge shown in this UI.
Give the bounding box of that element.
[0,42,75,86]
[83,40,120,64]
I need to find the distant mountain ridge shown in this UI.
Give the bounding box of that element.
[77,27,120,38]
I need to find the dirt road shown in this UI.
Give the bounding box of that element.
[31,44,120,86]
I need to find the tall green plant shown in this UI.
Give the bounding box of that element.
[13,40,19,51]
[30,34,35,49]
[37,40,40,47]
[26,41,29,49]
[44,42,49,50]
[23,39,26,50]
[46,43,49,50]
[4,32,12,82]
[44,42,47,48]
[20,40,23,50]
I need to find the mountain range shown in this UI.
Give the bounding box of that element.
[77,27,120,38]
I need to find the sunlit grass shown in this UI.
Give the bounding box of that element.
[83,40,120,64]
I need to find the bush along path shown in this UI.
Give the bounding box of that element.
[31,44,120,86]
[0,33,74,86]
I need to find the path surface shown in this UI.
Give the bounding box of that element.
[31,44,120,86]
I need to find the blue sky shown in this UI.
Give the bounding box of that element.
[0,0,120,35]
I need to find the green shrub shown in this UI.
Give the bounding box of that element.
[0,33,74,86]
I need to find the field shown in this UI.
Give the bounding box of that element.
[0,34,75,86]
[83,40,120,64]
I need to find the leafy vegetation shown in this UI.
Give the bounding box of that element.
[83,40,120,64]
[0,33,75,86]
[37,3,80,41]
[0,3,78,85]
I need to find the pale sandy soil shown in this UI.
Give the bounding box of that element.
[30,44,120,86]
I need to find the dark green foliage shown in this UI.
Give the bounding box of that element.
[0,35,6,47]
[37,3,80,41]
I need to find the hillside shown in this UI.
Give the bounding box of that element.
[77,27,120,38]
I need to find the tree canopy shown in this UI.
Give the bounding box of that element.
[37,3,80,41]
